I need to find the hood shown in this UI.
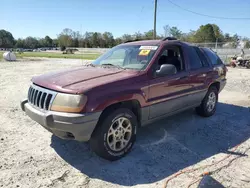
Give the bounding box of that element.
[32,67,138,94]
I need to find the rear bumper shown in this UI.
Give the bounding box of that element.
[20,99,101,142]
[219,78,227,93]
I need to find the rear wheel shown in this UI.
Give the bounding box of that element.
[196,86,218,117]
[90,108,137,161]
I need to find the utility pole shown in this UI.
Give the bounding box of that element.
[153,0,157,39]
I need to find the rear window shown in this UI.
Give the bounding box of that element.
[201,48,223,65]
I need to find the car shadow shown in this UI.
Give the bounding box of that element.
[50,102,250,186]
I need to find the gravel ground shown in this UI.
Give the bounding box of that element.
[0,58,250,188]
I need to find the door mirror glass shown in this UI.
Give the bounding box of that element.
[156,64,177,77]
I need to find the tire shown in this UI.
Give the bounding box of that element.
[196,86,218,117]
[246,62,250,69]
[90,108,137,161]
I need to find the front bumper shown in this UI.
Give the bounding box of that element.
[20,99,101,142]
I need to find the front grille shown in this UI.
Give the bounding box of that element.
[28,84,57,110]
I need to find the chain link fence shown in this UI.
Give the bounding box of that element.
[192,42,250,64]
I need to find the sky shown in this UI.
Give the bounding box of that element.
[1,0,250,39]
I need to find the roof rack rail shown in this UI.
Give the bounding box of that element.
[123,39,143,43]
[161,37,177,41]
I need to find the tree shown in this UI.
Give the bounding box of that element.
[163,25,171,37]
[44,36,53,47]
[58,29,72,48]
[115,38,122,45]
[2,24,249,50]
[24,37,39,49]
[60,28,73,36]
[180,30,195,42]
[242,37,249,41]
[15,38,24,48]
[53,39,58,47]
[58,35,72,48]
[103,32,115,47]
[38,38,46,48]
[193,24,216,43]
[224,33,231,42]
[133,31,143,40]
[144,30,154,39]
[72,38,79,47]
[0,30,15,48]
[212,24,221,39]
[122,34,133,42]
[71,31,81,47]
[169,26,182,39]
[57,28,74,48]
[91,32,99,47]
[232,34,240,48]
[83,32,93,48]
[97,32,105,48]
[211,24,224,47]
[245,41,250,48]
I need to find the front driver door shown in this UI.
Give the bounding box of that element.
[148,45,192,119]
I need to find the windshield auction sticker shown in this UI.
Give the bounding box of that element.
[139,46,158,50]
[139,50,151,56]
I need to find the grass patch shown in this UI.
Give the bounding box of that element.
[0,51,101,60]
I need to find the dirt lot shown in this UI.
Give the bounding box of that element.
[0,58,250,188]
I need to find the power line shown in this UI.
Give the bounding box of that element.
[167,0,250,20]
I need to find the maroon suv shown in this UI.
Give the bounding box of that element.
[21,38,227,160]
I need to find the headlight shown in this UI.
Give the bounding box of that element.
[51,93,87,113]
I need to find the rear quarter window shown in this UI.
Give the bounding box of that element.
[202,48,223,66]
[193,47,209,67]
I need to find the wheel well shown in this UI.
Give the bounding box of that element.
[210,82,220,91]
[97,100,141,127]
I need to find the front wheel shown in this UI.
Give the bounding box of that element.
[196,86,218,117]
[90,108,137,161]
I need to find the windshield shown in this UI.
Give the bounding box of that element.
[92,45,158,70]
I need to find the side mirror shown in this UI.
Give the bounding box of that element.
[156,64,177,77]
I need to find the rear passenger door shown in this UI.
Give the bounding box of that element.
[187,47,212,105]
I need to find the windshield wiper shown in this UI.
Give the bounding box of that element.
[101,63,125,69]
[83,63,96,67]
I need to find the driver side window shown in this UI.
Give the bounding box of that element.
[157,46,184,73]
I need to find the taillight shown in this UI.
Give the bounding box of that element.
[223,65,227,76]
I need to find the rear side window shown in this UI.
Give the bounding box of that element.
[202,48,223,65]
[193,47,209,67]
[188,47,203,70]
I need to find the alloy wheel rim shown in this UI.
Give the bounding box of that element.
[107,117,132,152]
[207,92,216,112]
